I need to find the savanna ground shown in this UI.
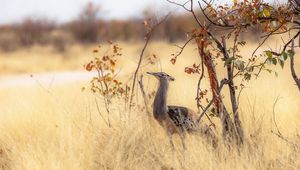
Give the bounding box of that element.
[0,41,299,169]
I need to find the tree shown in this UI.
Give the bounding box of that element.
[212,0,299,90]
[166,0,284,144]
[16,18,55,46]
[254,0,300,91]
[222,0,300,147]
[69,2,101,43]
[165,0,300,145]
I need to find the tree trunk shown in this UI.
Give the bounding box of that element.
[222,38,244,144]
[196,37,237,141]
[291,40,300,91]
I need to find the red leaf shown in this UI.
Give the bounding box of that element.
[170,57,177,65]
[85,62,94,71]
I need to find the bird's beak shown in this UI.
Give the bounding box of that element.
[146,72,155,76]
[170,77,175,81]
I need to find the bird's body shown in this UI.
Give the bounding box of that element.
[147,71,216,149]
[167,106,198,132]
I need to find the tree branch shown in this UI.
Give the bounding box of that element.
[138,74,151,115]
[197,78,228,123]
[252,23,285,56]
[173,36,195,59]
[166,0,191,11]
[222,37,244,143]
[129,15,169,110]
[290,39,300,90]
[270,31,300,56]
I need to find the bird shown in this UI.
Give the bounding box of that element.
[147,71,217,149]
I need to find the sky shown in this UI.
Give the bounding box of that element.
[0,0,173,24]
[0,0,286,24]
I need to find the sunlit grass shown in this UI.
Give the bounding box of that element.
[0,41,299,169]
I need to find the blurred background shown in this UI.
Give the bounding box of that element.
[0,0,265,74]
[0,0,180,74]
[0,0,179,52]
[0,0,265,52]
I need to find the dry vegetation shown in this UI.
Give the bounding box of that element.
[0,41,299,169]
[0,42,143,74]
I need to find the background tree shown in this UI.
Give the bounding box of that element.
[68,2,101,43]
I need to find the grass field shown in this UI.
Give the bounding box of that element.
[0,41,299,169]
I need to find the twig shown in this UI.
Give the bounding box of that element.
[252,23,288,57]
[196,54,205,110]
[236,83,245,108]
[199,0,234,28]
[272,96,282,136]
[197,78,228,123]
[196,95,217,123]
[166,0,191,11]
[195,42,215,126]
[173,36,195,59]
[254,58,268,78]
[271,131,299,149]
[271,31,300,56]
[95,98,111,127]
[271,96,299,149]
[129,14,169,111]
[129,37,151,109]
[190,0,204,28]
[261,27,300,38]
[138,74,151,115]
[166,0,224,56]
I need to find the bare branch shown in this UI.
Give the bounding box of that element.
[290,39,300,90]
[166,0,191,11]
[271,95,299,149]
[172,36,195,59]
[253,58,268,78]
[252,23,285,56]
[261,27,300,38]
[167,0,224,55]
[271,131,299,149]
[272,96,282,136]
[271,31,300,56]
[138,74,151,115]
[199,1,235,28]
[196,54,205,110]
[190,0,204,28]
[195,52,215,127]
[129,15,169,110]
[95,98,111,127]
[197,78,228,123]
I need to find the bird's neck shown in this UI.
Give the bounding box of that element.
[153,79,169,120]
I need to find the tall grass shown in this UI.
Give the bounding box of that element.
[0,42,299,169]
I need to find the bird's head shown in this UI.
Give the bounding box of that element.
[146,72,175,81]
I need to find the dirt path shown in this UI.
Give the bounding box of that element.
[0,71,98,88]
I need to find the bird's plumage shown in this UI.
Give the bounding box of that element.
[167,106,197,131]
[147,71,217,148]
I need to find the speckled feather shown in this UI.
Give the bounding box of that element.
[167,106,198,131]
[147,71,217,146]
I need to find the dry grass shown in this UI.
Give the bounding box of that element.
[0,41,299,169]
